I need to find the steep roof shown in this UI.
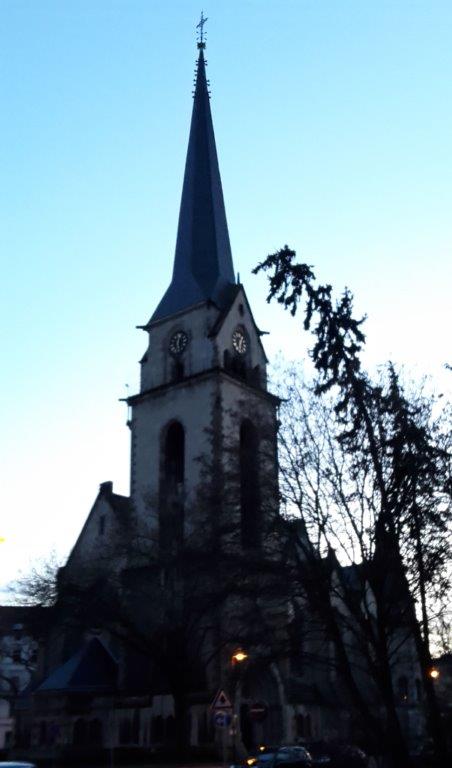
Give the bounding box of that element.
[36,637,117,693]
[151,45,236,323]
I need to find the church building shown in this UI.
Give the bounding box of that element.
[9,30,425,766]
[13,33,296,762]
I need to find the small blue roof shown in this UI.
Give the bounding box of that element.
[151,46,236,323]
[37,637,117,693]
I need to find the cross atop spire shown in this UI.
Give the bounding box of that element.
[197,11,208,48]
[150,28,236,324]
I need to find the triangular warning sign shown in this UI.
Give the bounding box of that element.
[211,688,232,710]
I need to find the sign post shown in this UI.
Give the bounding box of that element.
[211,689,233,767]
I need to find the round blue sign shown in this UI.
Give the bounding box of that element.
[213,710,232,728]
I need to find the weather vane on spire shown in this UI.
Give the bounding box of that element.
[197,11,208,48]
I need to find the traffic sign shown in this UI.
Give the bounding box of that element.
[211,688,232,711]
[213,710,232,728]
[249,701,268,722]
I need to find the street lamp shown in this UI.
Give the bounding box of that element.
[232,649,249,665]
[231,649,248,763]
[428,667,440,680]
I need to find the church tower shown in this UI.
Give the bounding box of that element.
[127,37,279,554]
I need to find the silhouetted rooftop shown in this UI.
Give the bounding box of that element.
[37,637,117,693]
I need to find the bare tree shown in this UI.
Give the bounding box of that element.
[8,551,62,608]
[255,246,451,767]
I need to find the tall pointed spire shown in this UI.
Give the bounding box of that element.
[151,30,235,323]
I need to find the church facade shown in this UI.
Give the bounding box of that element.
[13,38,294,762]
[10,36,426,765]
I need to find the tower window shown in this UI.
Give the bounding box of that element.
[172,360,184,382]
[163,422,185,486]
[251,365,261,386]
[240,419,260,548]
[160,421,185,551]
[98,515,105,536]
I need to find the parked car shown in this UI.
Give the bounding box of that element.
[306,743,332,766]
[0,763,37,768]
[306,743,368,768]
[242,745,313,768]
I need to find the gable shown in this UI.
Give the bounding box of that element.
[62,483,130,586]
[213,285,268,373]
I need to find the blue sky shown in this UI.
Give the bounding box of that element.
[1,0,451,588]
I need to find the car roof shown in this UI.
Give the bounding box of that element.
[0,762,37,767]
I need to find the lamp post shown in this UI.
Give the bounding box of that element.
[231,650,248,764]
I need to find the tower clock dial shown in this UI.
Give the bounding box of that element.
[232,327,247,355]
[169,330,188,355]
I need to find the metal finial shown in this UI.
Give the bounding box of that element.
[197,10,208,48]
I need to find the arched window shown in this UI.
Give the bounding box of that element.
[119,717,132,745]
[160,421,185,552]
[240,419,260,548]
[73,718,87,746]
[151,715,164,743]
[89,718,103,746]
[39,720,48,746]
[163,422,185,487]
[165,715,176,743]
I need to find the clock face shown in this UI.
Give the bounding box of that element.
[232,327,247,355]
[169,330,188,356]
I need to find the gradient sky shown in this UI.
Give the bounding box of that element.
[1,0,451,590]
